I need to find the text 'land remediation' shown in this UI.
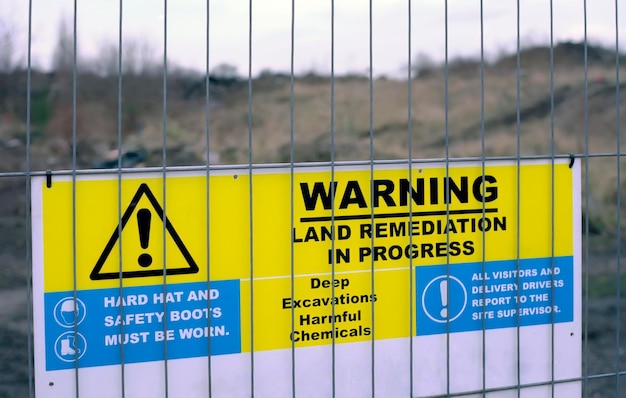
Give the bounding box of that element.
[293,174,506,265]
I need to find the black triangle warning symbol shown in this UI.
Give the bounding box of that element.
[90,183,199,280]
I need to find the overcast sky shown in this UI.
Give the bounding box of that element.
[3,0,625,76]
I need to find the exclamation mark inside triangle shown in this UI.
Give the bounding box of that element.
[137,208,153,268]
[91,183,199,280]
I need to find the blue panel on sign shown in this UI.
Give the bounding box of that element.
[44,280,241,370]
[415,257,573,336]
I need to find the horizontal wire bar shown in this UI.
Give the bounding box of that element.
[417,370,626,398]
[6,152,626,179]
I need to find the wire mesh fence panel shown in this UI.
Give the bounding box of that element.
[0,0,624,397]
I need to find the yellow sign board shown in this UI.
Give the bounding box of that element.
[33,159,580,397]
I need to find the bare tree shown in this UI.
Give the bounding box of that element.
[123,39,158,76]
[412,52,438,78]
[0,0,22,73]
[89,41,118,77]
[0,7,20,118]
[51,18,75,74]
[211,63,239,80]
[0,22,15,73]
[89,37,158,77]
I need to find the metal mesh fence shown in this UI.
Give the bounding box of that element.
[0,0,624,397]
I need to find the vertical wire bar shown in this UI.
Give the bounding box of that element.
[204,0,212,395]
[613,0,621,395]
[116,0,126,395]
[406,0,414,395]
[515,0,522,395]
[367,0,375,395]
[479,1,487,394]
[548,0,556,394]
[582,0,590,395]
[246,0,255,394]
[161,0,170,395]
[71,0,80,395]
[24,0,34,396]
[329,0,337,395]
[443,0,451,394]
[289,0,296,394]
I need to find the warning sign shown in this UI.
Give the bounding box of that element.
[91,183,199,280]
[32,159,581,398]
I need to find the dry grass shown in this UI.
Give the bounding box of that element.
[0,43,625,246]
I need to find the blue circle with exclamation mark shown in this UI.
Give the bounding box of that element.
[421,275,467,323]
[137,208,153,267]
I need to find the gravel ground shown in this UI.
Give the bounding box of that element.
[583,296,626,398]
[0,288,31,398]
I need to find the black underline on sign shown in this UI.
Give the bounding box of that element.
[299,208,498,223]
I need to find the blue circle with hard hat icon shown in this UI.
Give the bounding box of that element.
[53,297,86,328]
